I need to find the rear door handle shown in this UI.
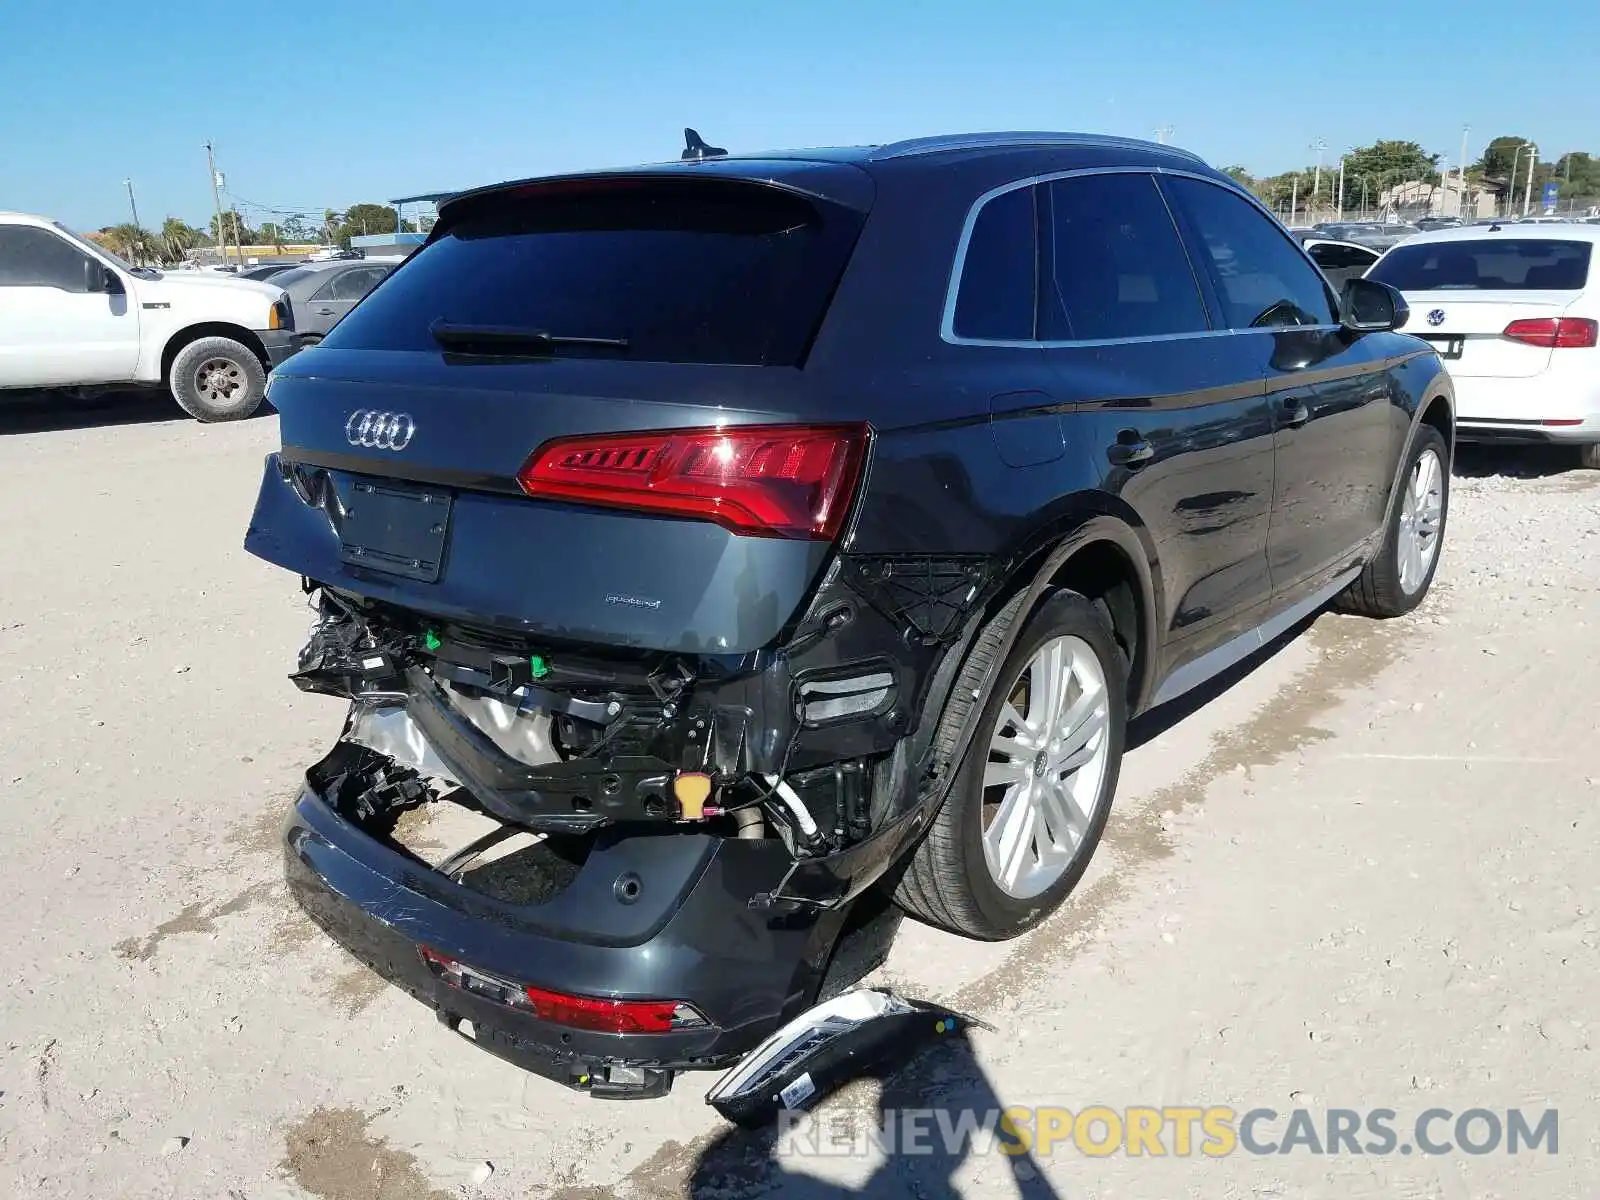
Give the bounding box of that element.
[1280,401,1311,428]
[1107,432,1154,468]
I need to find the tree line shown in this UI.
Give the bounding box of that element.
[1224,135,1599,215]
[96,203,422,265]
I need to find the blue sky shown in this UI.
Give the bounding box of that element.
[3,0,1594,231]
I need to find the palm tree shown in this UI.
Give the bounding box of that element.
[102,223,156,265]
[158,217,203,266]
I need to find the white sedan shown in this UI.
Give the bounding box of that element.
[1367,223,1600,468]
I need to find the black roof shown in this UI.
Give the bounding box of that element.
[437,131,1216,222]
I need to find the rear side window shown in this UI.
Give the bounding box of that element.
[1309,242,1378,270]
[952,184,1036,340]
[321,178,866,366]
[1368,239,1593,291]
[1165,177,1338,328]
[1042,174,1210,340]
[0,225,95,291]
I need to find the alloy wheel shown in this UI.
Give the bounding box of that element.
[981,634,1112,900]
[1397,447,1444,595]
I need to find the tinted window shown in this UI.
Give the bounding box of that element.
[323,179,865,366]
[1165,177,1337,328]
[1309,243,1378,270]
[1042,174,1209,340]
[270,268,318,289]
[953,184,1036,340]
[1368,239,1593,291]
[316,266,387,301]
[0,225,94,291]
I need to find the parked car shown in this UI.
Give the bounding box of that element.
[1317,221,1421,251]
[239,263,301,282]
[1368,224,1599,468]
[268,260,394,340]
[1287,231,1382,289]
[247,132,1453,1098]
[1415,217,1464,232]
[0,210,295,419]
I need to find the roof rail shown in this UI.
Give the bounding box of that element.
[868,131,1208,166]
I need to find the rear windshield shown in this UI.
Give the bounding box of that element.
[269,267,319,288]
[319,178,866,365]
[1369,239,1593,291]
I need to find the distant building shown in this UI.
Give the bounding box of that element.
[1379,177,1496,220]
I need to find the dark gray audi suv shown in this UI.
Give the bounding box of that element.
[245,130,1453,1099]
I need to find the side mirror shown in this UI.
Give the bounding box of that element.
[1341,277,1408,332]
[84,260,125,295]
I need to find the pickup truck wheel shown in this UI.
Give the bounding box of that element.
[893,590,1126,941]
[1335,425,1449,618]
[169,337,266,422]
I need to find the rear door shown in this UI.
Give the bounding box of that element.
[1040,171,1278,661]
[1162,175,1400,600]
[304,265,390,334]
[0,224,139,386]
[1367,237,1593,388]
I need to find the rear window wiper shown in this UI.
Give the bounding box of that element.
[429,320,630,356]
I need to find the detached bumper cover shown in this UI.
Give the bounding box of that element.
[281,784,847,1091]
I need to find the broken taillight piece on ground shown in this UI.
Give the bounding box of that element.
[420,946,708,1033]
[705,987,976,1127]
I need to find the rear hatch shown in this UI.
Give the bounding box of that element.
[247,167,874,655]
[1370,236,1592,378]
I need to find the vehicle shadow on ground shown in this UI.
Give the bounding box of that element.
[1452,442,1583,479]
[687,1031,1065,1199]
[0,389,276,435]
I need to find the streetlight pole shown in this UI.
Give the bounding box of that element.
[1523,142,1538,216]
[1506,144,1524,218]
[1458,125,1470,217]
[122,178,141,230]
[1310,138,1327,215]
[204,142,230,267]
[1337,154,1346,220]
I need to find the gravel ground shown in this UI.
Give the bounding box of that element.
[0,397,1596,1199]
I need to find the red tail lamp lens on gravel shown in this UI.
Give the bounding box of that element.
[420,946,708,1033]
[516,424,870,540]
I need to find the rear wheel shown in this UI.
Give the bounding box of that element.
[894,590,1126,940]
[169,336,266,422]
[1335,425,1449,618]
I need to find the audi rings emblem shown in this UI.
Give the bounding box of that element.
[345,410,416,451]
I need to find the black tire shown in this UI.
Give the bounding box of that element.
[893,589,1127,940]
[1335,424,1450,619]
[168,336,267,422]
[1578,442,1600,471]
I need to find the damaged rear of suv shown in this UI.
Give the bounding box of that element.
[246,132,1450,1098]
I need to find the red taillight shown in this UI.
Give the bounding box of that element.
[1502,317,1599,348]
[419,947,708,1034]
[516,423,870,540]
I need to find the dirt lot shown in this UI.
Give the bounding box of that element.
[1,395,1596,1199]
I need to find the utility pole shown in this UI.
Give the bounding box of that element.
[1523,143,1538,216]
[1290,176,1298,225]
[1154,125,1174,145]
[1337,154,1346,220]
[1459,125,1470,217]
[205,142,229,267]
[1506,144,1524,218]
[121,178,142,263]
[1310,138,1328,216]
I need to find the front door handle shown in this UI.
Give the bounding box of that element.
[1107,432,1154,469]
[315,307,337,316]
[1281,400,1311,428]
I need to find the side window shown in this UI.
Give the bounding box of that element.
[313,269,374,301]
[1310,243,1377,270]
[1042,174,1210,340]
[0,225,94,291]
[951,184,1036,341]
[1164,177,1338,328]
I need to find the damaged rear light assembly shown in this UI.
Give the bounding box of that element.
[516,423,871,540]
[420,947,709,1034]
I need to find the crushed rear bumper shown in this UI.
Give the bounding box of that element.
[283,778,857,1096]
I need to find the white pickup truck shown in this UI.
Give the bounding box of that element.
[0,211,299,421]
